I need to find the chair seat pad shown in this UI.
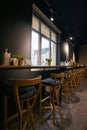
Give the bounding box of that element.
[42,78,61,86]
[20,88,37,100]
[3,84,37,98]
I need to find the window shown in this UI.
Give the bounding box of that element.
[31,4,61,66]
[31,15,57,66]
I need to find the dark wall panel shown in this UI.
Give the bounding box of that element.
[0,1,32,64]
[0,1,33,128]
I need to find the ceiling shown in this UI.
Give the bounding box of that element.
[33,0,87,46]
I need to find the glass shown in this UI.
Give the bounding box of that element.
[41,37,50,65]
[31,31,39,66]
[51,41,56,65]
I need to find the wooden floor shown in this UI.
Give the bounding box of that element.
[8,77,87,130]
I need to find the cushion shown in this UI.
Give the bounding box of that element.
[3,84,37,99]
[20,88,37,100]
[42,78,61,86]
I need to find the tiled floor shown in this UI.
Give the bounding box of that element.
[8,78,87,130]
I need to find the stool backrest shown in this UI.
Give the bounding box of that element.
[51,73,64,85]
[15,76,42,87]
[9,75,42,86]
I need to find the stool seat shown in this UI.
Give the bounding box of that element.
[4,84,37,98]
[42,78,61,86]
[20,88,37,100]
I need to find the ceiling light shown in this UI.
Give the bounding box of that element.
[69,36,73,40]
[50,17,54,21]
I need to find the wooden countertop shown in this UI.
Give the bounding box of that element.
[0,65,84,70]
[0,65,61,69]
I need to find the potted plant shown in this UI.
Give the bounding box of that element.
[10,54,18,66]
[11,54,24,66]
[45,58,52,66]
[17,55,24,66]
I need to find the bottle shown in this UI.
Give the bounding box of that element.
[3,49,11,65]
[70,59,73,66]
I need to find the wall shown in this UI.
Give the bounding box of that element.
[60,40,74,62]
[0,1,32,63]
[79,45,87,76]
[0,1,33,128]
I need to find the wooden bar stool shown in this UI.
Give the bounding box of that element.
[65,70,77,91]
[76,68,85,87]
[3,75,42,130]
[40,73,64,124]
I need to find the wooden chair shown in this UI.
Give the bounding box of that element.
[3,75,42,130]
[40,73,64,124]
[64,70,77,91]
[61,75,70,101]
[76,68,85,87]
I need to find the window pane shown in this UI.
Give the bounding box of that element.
[51,42,56,65]
[41,22,50,38]
[41,37,50,65]
[31,31,39,65]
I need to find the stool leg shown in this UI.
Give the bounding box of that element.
[52,89,55,124]
[26,101,36,130]
[59,87,62,107]
[19,117,22,130]
[40,87,42,115]
[3,94,8,130]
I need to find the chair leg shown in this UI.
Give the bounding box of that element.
[39,90,42,115]
[3,94,8,130]
[19,117,22,130]
[26,101,36,130]
[55,90,60,107]
[52,89,55,124]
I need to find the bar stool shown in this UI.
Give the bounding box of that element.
[3,75,42,130]
[76,68,85,87]
[65,70,77,91]
[40,73,64,124]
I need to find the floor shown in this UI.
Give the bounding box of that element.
[8,77,87,130]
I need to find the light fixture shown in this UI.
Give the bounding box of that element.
[69,36,73,40]
[50,16,54,22]
[68,33,73,40]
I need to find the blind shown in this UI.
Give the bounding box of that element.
[41,22,50,38]
[51,31,57,42]
[32,15,39,31]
